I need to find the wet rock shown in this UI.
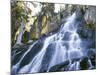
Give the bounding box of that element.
[19,40,44,69]
[80,57,89,70]
[87,49,96,68]
[11,44,30,66]
[62,32,71,41]
[78,28,93,39]
[48,60,69,72]
[40,43,56,73]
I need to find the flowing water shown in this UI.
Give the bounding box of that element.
[11,12,94,74]
[16,18,24,45]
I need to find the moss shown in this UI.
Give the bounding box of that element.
[84,23,96,30]
[78,21,96,40]
[31,37,38,41]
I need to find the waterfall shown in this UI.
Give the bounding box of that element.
[18,34,56,73]
[47,12,83,71]
[16,18,24,45]
[11,40,38,74]
[12,12,94,74]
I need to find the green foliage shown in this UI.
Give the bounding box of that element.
[32,37,37,41]
[11,2,96,46]
[11,1,32,45]
[22,31,28,43]
[11,1,31,22]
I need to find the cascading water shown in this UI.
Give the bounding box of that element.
[47,12,83,71]
[11,40,39,74]
[11,12,94,74]
[15,18,24,45]
[18,35,56,73]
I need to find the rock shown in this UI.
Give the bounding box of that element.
[80,57,89,70]
[48,60,69,72]
[62,32,71,41]
[19,40,44,69]
[27,40,33,44]
[87,49,96,68]
[87,49,95,58]
[22,31,30,43]
[11,44,30,66]
[39,43,56,73]
[84,6,96,25]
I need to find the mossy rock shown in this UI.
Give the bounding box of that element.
[84,23,96,30]
[22,31,30,43]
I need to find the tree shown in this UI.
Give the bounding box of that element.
[11,1,31,46]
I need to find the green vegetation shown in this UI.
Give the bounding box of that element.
[11,1,96,47]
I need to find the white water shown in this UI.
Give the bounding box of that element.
[88,59,94,69]
[47,12,83,71]
[12,12,92,74]
[18,34,56,73]
[16,18,24,45]
[12,40,38,73]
